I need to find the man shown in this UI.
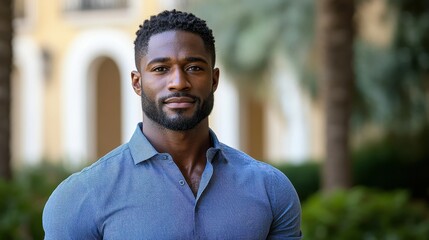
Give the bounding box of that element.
[43,10,302,239]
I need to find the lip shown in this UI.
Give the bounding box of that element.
[163,97,196,109]
[164,97,195,103]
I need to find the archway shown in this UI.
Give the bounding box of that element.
[62,29,140,164]
[93,57,122,159]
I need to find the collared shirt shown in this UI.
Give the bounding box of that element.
[43,123,302,240]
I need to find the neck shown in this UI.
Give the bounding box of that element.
[141,115,212,196]
[141,115,211,167]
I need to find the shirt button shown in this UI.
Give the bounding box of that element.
[162,155,168,160]
[179,180,185,186]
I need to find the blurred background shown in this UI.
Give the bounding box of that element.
[1,0,429,239]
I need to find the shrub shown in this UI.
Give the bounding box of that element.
[302,187,429,240]
[0,163,71,239]
[0,180,33,239]
[353,135,429,201]
[276,130,429,202]
[275,162,320,202]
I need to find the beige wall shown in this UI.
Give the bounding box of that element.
[14,0,167,162]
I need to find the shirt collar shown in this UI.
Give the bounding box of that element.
[128,123,226,165]
[129,123,159,165]
[207,128,226,163]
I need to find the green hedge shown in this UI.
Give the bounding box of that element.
[302,187,429,239]
[276,162,320,202]
[276,131,429,202]
[0,163,71,239]
[353,135,429,200]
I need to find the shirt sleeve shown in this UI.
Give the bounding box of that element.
[42,176,99,240]
[267,168,302,240]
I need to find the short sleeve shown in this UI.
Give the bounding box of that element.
[267,168,302,240]
[42,176,99,240]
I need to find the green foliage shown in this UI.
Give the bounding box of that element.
[192,0,314,79]
[353,127,429,201]
[279,128,429,202]
[0,163,71,239]
[0,180,32,239]
[275,162,320,202]
[355,0,429,134]
[302,187,429,239]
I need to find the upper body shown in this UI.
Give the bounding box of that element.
[43,9,302,239]
[43,123,302,239]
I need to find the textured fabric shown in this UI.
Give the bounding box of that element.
[43,123,302,240]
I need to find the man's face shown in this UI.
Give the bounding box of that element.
[132,30,219,131]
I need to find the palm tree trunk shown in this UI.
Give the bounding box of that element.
[0,0,13,180]
[317,0,355,191]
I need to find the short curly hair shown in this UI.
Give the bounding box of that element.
[134,9,216,70]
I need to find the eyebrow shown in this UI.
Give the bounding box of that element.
[146,56,209,66]
[147,57,170,66]
[184,57,209,65]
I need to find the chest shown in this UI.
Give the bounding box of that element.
[97,164,273,239]
[101,198,271,239]
[100,191,272,240]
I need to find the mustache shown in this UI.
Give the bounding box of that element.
[159,92,199,103]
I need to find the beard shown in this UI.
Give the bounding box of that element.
[141,90,214,131]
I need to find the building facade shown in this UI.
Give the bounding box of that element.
[16,0,394,167]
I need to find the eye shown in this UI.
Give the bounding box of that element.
[186,66,203,72]
[152,66,169,72]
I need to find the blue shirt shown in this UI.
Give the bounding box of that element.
[43,123,302,239]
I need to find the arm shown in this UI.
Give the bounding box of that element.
[267,169,302,240]
[43,177,99,240]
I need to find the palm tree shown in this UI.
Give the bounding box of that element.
[317,0,355,190]
[0,0,13,180]
[193,0,354,190]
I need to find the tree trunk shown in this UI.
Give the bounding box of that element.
[317,0,355,191]
[0,0,13,180]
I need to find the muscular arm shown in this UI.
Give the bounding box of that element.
[267,169,302,240]
[43,176,99,240]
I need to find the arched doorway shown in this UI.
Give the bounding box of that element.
[91,57,122,160]
[62,29,139,165]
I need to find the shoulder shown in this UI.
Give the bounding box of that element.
[50,143,131,198]
[45,142,131,199]
[219,142,300,202]
[66,144,131,184]
[43,143,132,238]
[219,143,291,181]
[219,142,302,237]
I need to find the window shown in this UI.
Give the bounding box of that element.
[63,0,128,12]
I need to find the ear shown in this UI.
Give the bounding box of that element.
[212,68,220,92]
[131,71,142,96]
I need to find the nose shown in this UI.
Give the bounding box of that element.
[168,67,191,91]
